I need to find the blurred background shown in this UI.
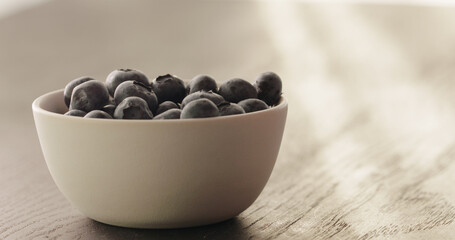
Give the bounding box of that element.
[2,0,455,145]
[2,0,455,170]
[2,0,455,239]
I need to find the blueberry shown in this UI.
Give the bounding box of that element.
[64,76,94,107]
[187,74,218,94]
[64,109,87,117]
[151,74,186,104]
[114,96,153,119]
[238,98,268,113]
[156,101,180,115]
[69,80,110,112]
[84,110,113,119]
[114,80,158,114]
[153,109,182,120]
[254,72,282,106]
[101,104,116,117]
[217,102,245,116]
[181,90,224,108]
[218,78,257,103]
[106,69,149,96]
[181,98,219,119]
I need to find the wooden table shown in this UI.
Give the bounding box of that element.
[2,1,455,239]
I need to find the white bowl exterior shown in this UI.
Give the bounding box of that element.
[32,90,287,228]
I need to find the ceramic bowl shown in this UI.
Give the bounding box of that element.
[32,89,288,229]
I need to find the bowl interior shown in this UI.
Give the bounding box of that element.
[33,89,287,121]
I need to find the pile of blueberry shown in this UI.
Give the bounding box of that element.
[63,69,282,119]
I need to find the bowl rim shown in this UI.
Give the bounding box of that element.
[32,89,288,123]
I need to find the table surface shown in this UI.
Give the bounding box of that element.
[2,0,455,239]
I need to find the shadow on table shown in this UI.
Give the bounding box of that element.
[83,217,251,240]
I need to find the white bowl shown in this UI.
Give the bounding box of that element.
[32,89,288,229]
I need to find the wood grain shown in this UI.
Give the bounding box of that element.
[1,1,455,239]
